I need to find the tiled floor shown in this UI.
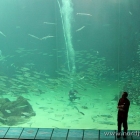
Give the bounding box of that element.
[0,127,139,139]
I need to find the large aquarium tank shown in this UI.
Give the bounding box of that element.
[0,0,140,130]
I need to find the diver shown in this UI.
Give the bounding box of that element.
[69,89,80,102]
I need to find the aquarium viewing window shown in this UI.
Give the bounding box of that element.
[0,0,140,130]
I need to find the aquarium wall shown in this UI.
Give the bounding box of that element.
[0,0,140,129]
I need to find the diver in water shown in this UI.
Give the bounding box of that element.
[69,89,80,102]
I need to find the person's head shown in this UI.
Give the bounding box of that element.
[122,92,128,98]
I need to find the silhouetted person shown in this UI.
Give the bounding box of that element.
[117,92,130,138]
[69,89,80,102]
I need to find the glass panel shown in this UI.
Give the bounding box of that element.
[0,0,138,130]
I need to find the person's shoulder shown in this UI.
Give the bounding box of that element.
[126,98,130,103]
[119,97,122,100]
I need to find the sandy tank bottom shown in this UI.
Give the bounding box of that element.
[1,81,139,130]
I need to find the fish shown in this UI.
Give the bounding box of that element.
[129,11,132,15]
[21,112,30,116]
[76,26,85,32]
[41,36,54,40]
[49,118,59,121]
[79,76,85,80]
[77,13,92,16]
[0,31,6,37]
[16,26,20,29]
[79,111,85,115]
[5,110,11,113]
[74,106,85,115]
[43,22,56,25]
[16,105,28,109]
[0,50,2,57]
[28,34,40,40]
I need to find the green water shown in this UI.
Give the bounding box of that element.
[0,0,140,129]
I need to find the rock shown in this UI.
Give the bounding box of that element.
[0,96,35,125]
